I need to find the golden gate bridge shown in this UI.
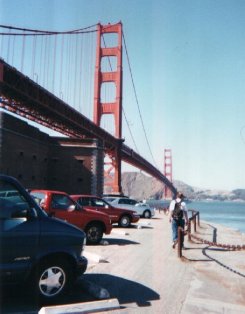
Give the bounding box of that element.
[0,22,176,196]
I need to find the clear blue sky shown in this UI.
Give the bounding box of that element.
[1,0,245,191]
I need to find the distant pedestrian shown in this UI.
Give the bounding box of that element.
[169,192,189,248]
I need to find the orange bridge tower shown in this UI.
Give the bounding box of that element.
[93,22,123,194]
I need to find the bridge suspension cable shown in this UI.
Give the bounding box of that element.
[0,24,98,35]
[122,32,158,169]
[0,22,176,194]
[101,34,139,153]
[0,23,161,172]
[0,24,97,120]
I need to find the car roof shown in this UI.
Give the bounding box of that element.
[70,194,100,198]
[103,194,129,198]
[31,189,68,195]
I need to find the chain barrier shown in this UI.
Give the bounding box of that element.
[177,210,245,258]
[202,246,245,278]
[190,234,245,251]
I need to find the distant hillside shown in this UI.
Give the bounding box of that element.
[121,172,245,202]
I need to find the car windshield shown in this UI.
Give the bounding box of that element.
[0,180,31,219]
[118,198,137,205]
[81,197,109,207]
[52,194,75,209]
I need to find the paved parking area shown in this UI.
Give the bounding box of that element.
[1,213,245,313]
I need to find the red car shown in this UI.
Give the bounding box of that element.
[30,190,112,245]
[70,194,140,228]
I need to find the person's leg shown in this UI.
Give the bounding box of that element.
[171,219,178,247]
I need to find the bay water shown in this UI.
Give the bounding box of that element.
[147,200,245,234]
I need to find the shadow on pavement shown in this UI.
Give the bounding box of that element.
[0,273,159,313]
[105,238,140,245]
[82,273,160,307]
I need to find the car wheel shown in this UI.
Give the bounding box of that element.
[143,210,151,219]
[119,215,131,227]
[86,223,103,245]
[34,259,73,301]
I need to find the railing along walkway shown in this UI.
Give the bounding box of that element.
[177,209,245,258]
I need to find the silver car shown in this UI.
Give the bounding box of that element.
[108,197,155,218]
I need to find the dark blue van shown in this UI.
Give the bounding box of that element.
[0,174,87,301]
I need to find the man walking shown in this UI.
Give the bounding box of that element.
[169,192,189,248]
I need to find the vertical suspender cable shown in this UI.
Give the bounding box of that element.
[11,35,16,66]
[87,35,92,118]
[43,36,48,87]
[39,35,44,86]
[66,35,72,103]
[31,35,37,79]
[59,34,64,99]
[46,36,51,90]
[78,33,84,113]
[20,30,26,72]
[52,35,57,93]
[73,34,78,110]
[6,28,11,63]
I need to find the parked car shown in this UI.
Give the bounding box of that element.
[30,190,112,245]
[108,197,155,218]
[70,195,140,228]
[103,194,129,203]
[0,174,87,301]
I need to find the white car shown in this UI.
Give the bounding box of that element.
[108,197,155,218]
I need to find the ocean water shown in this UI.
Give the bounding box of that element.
[189,201,245,234]
[147,200,245,234]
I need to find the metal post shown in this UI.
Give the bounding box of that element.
[193,215,197,232]
[177,227,182,258]
[188,220,191,241]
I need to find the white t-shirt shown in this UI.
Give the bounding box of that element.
[169,198,187,213]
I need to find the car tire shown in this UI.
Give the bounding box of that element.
[119,215,131,227]
[33,259,73,301]
[143,210,151,219]
[85,223,103,245]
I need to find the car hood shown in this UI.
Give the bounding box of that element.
[40,216,86,237]
[82,206,110,218]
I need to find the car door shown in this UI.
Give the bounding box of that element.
[0,179,39,283]
[90,197,119,222]
[50,194,82,227]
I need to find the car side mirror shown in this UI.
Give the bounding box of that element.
[68,205,76,212]
[11,208,36,220]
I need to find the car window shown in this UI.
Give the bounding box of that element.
[92,198,106,207]
[118,199,127,204]
[103,197,116,202]
[51,194,74,210]
[129,199,137,205]
[30,191,46,206]
[0,180,31,219]
[79,197,91,206]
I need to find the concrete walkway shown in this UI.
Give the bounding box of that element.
[181,220,245,313]
[98,214,245,313]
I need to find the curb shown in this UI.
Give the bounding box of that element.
[39,298,120,314]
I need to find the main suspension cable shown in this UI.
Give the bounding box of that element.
[122,31,158,168]
[0,24,98,35]
[101,34,139,152]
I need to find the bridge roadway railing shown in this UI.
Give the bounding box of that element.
[0,58,177,194]
[177,209,245,258]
